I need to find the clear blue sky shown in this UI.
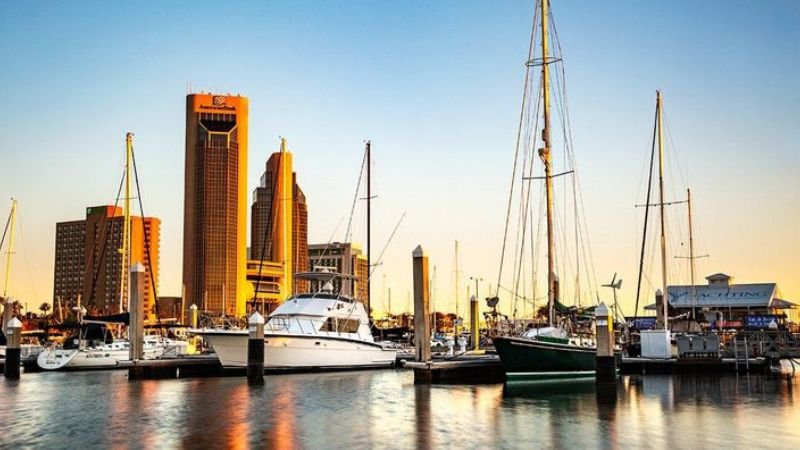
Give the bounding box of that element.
[1,1,798,316]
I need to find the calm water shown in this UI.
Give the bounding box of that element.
[0,369,798,449]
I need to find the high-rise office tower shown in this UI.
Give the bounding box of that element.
[183,93,248,317]
[53,205,160,321]
[250,139,309,296]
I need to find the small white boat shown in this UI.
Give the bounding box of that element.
[194,272,397,371]
[37,335,184,371]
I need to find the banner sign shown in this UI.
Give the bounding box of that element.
[744,315,779,329]
[628,317,657,330]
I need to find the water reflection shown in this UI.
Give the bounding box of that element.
[0,371,798,448]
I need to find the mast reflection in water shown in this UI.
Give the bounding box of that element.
[0,371,798,448]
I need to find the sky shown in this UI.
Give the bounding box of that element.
[0,1,797,318]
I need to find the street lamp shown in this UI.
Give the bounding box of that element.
[469,276,483,300]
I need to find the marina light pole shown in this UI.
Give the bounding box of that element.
[469,276,483,301]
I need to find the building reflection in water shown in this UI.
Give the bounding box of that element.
[264,378,297,450]
[2,369,800,448]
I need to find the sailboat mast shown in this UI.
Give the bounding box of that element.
[687,188,697,320]
[3,198,17,298]
[539,0,557,326]
[366,140,371,315]
[120,133,133,313]
[656,92,668,325]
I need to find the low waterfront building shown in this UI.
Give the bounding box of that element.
[644,273,798,328]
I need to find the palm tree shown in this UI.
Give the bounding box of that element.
[39,302,51,317]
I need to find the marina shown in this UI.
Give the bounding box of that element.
[0,0,798,447]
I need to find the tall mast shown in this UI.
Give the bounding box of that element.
[453,240,460,323]
[3,198,17,298]
[656,92,668,326]
[366,140,371,316]
[687,188,697,320]
[538,0,557,326]
[120,132,133,313]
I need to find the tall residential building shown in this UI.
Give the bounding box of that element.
[183,93,248,317]
[250,139,309,296]
[307,242,369,313]
[53,205,160,322]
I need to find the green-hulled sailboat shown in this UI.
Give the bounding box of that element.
[492,0,597,379]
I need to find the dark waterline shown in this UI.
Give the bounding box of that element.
[1,370,798,449]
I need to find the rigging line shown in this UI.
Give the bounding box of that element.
[496,1,539,299]
[512,72,538,294]
[552,27,601,303]
[14,213,41,302]
[86,168,126,308]
[368,212,406,281]
[634,101,659,319]
[344,149,367,244]
[662,106,690,191]
[512,74,543,313]
[0,207,10,260]
[131,143,163,326]
[532,182,545,317]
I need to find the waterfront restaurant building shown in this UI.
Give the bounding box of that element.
[646,273,798,326]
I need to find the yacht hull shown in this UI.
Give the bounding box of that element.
[493,336,596,379]
[200,331,397,371]
[36,346,164,371]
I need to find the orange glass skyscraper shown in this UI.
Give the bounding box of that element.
[251,139,309,297]
[183,93,248,317]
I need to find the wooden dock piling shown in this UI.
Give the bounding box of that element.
[413,245,431,363]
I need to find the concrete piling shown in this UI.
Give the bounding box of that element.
[2,298,12,336]
[127,263,146,380]
[129,262,145,362]
[413,245,431,363]
[595,303,616,403]
[4,317,22,379]
[247,311,265,385]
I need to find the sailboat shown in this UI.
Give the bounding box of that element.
[37,133,183,371]
[492,0,599,379]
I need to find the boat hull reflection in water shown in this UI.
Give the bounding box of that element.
[1,372,799,448]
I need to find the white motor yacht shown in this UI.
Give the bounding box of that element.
[194,272,397,371]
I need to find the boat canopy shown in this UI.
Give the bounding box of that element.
[83,312,130,325]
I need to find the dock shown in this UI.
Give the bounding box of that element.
[403,354,505,384]
[620,357,769,374]
[123,354,229,379]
